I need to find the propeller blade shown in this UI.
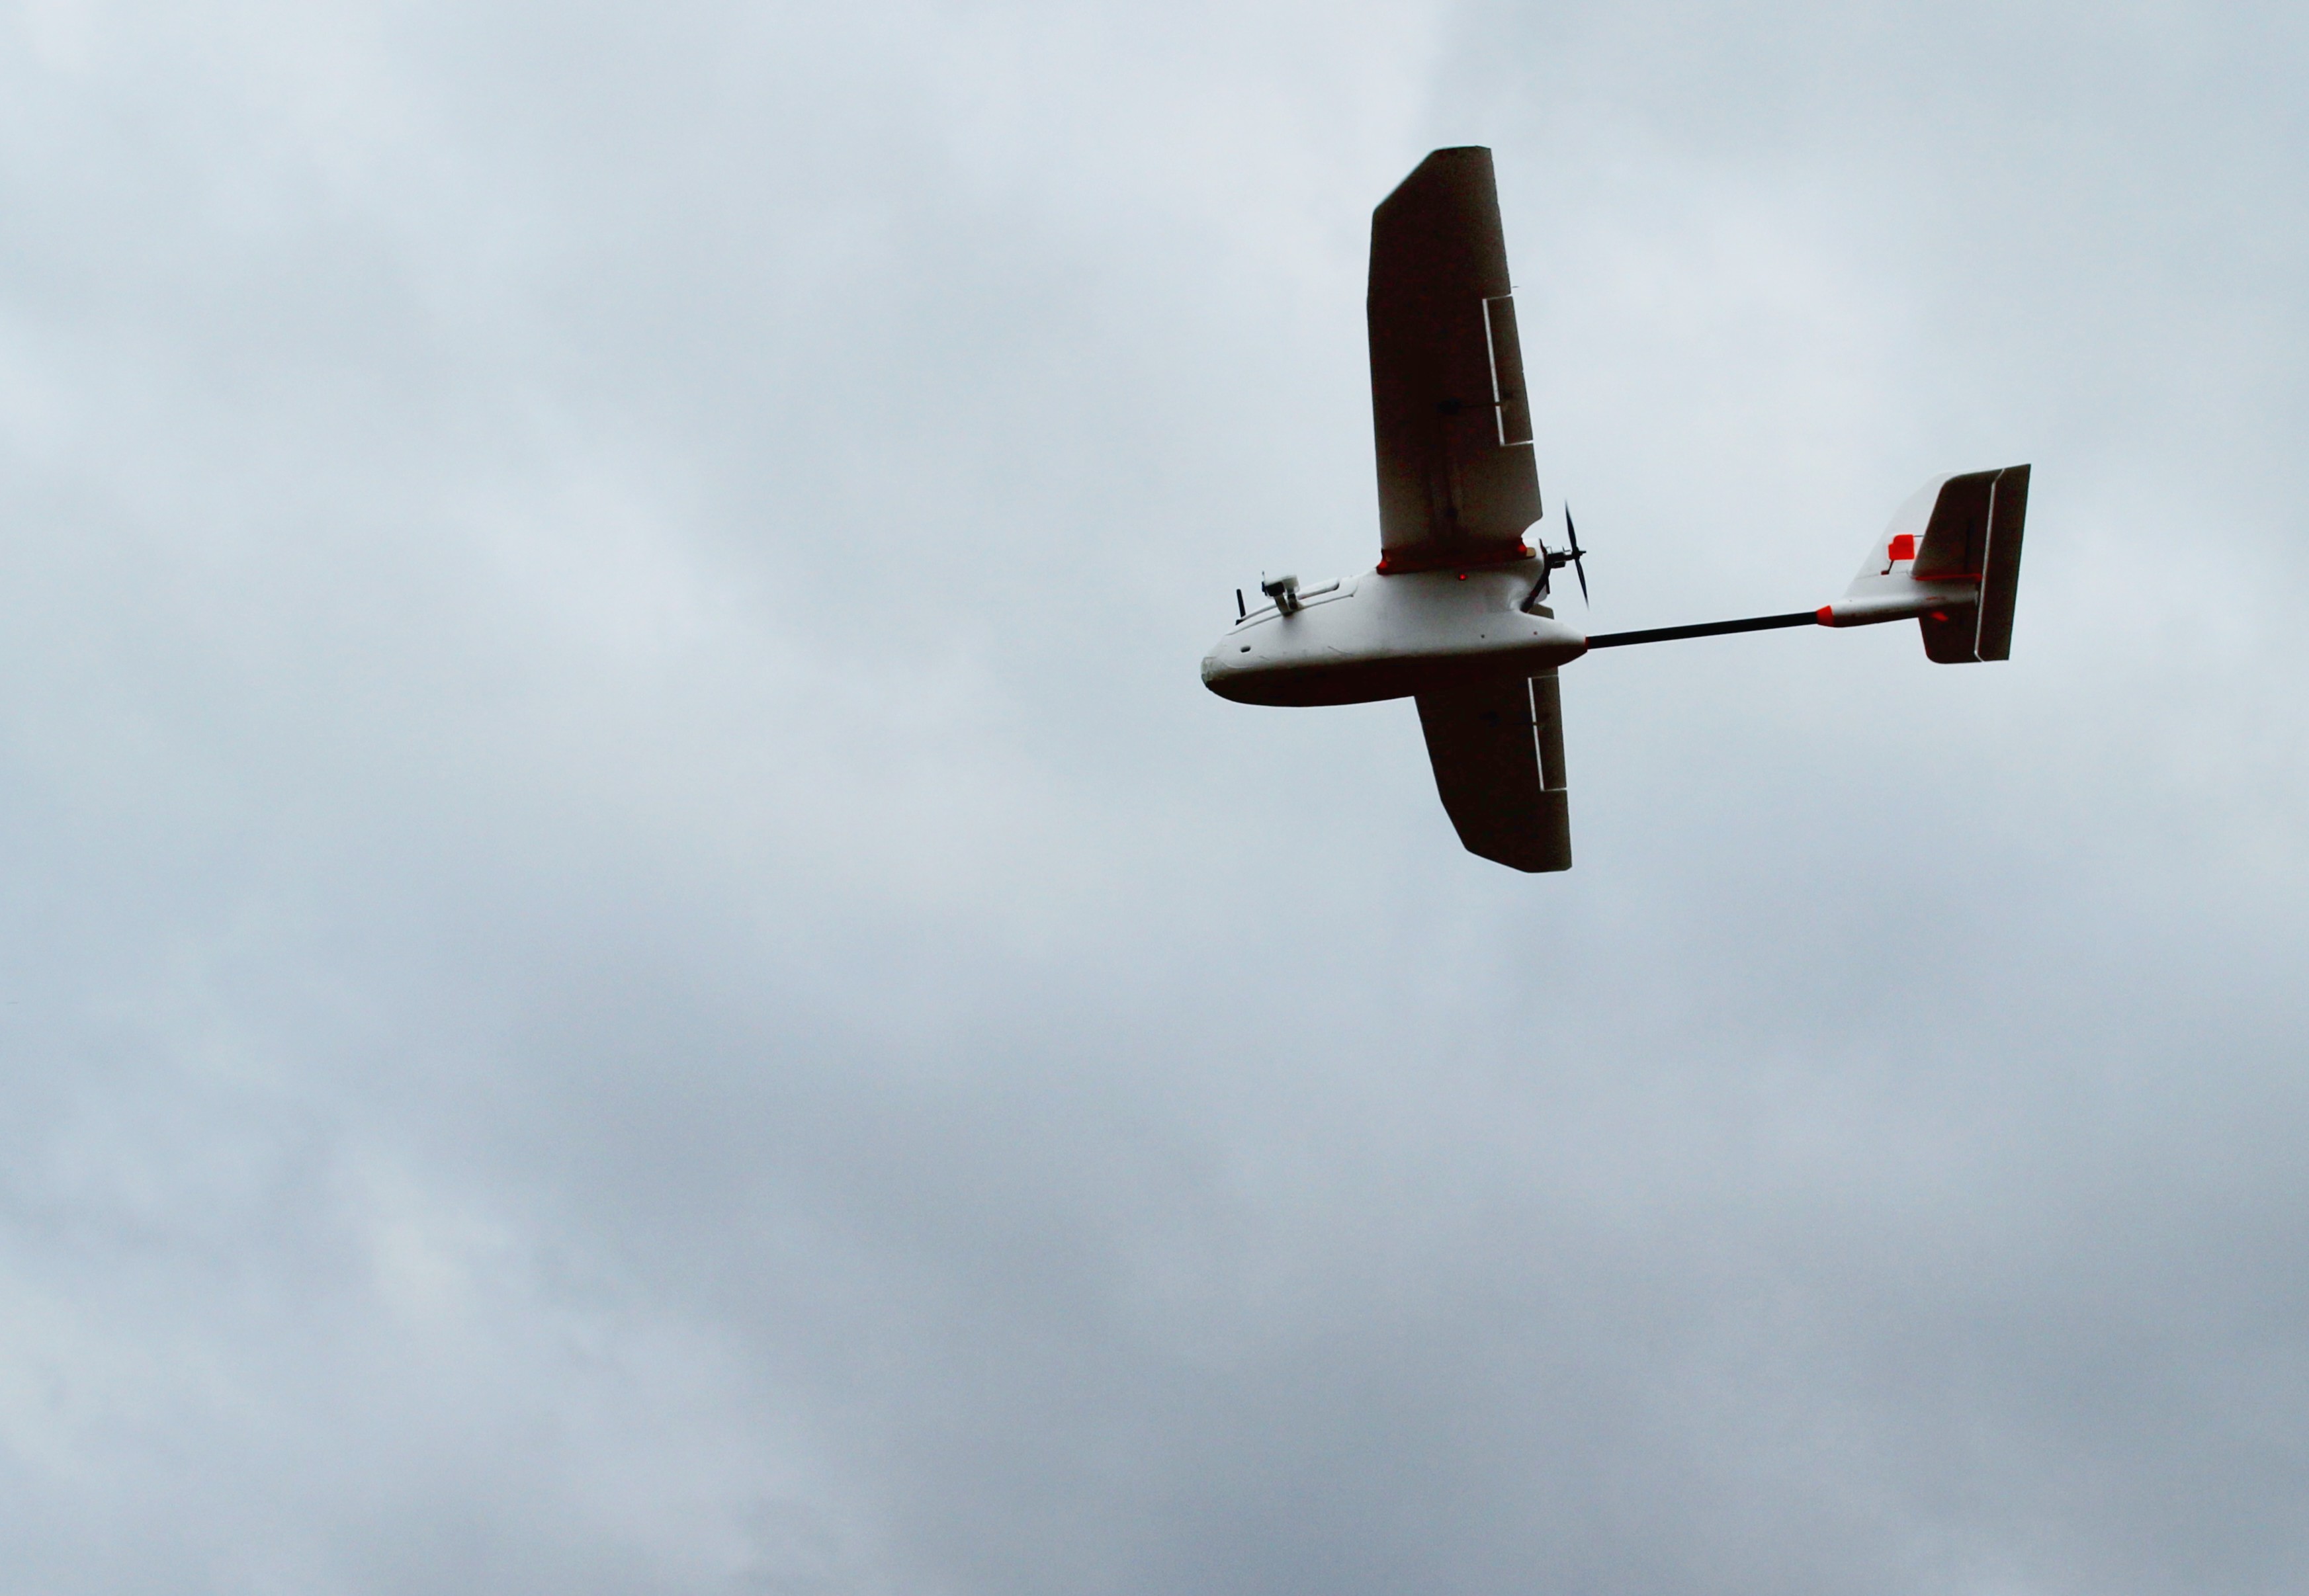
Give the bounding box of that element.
[1567,507,1589,606]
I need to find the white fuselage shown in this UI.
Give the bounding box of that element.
[1201,561,1589,707]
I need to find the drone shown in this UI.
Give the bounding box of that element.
[1201,146,2030,872]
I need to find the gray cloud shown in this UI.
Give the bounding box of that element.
[0,0,2304,1591]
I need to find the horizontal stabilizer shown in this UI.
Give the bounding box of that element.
[1821,464,2031,662]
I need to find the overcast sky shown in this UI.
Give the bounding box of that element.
[1,1,2305,1591]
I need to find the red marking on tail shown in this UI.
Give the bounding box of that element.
[1888,534,1917,562]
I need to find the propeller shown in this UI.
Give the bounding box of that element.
[1537,506,1590,607]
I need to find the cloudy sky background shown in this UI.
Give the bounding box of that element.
[1,0,2305,1591]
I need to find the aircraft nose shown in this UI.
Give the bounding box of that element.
[1201,632,1265,700]
[1201,644,1239,696]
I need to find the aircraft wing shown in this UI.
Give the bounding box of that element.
[1415,673,1571,872]
[1368,146,1543,573]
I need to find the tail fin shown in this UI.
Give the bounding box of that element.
[1820,465,2031,662]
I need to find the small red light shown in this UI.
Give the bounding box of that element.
[1457,573,1467,581]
